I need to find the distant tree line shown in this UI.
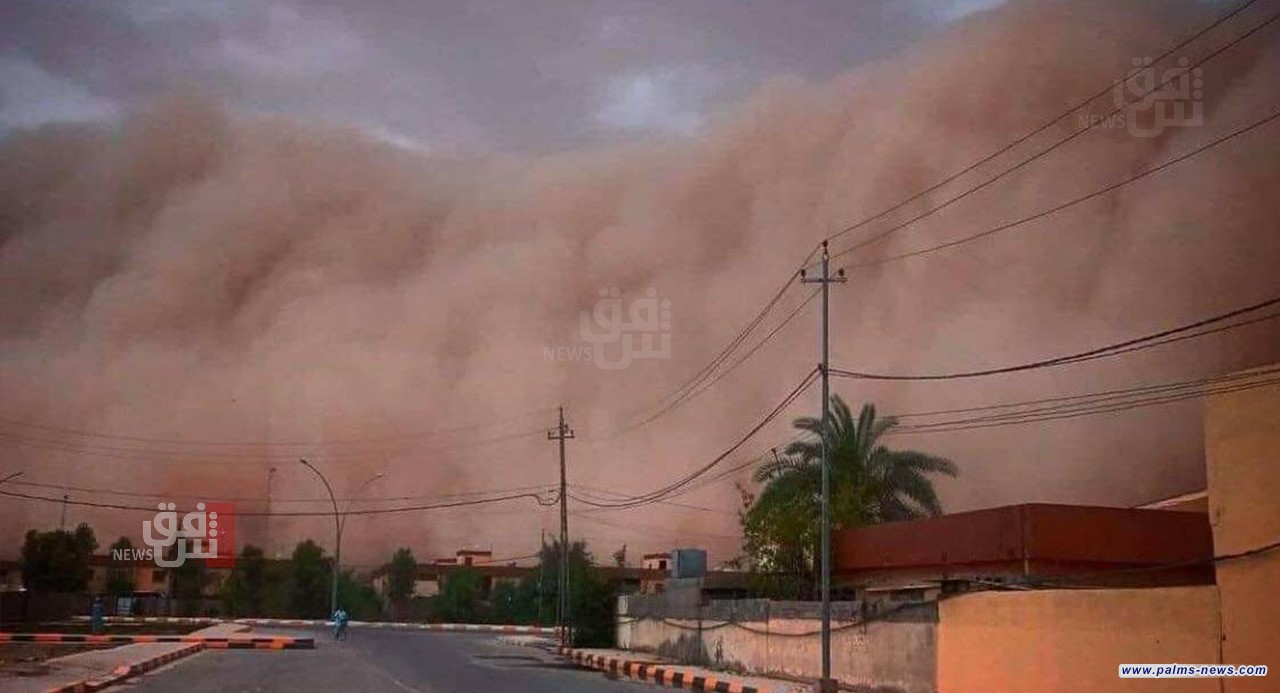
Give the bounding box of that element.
[18,526,380,620]
[381,540,617,647]
[220,539,380,620]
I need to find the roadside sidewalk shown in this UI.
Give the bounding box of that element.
[0,623,245,693]
[560,647,808,693]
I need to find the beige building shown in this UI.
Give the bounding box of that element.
[938,366,1280,693]
[617,366,1278,693]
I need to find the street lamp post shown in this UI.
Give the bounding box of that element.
[298,459,384,615]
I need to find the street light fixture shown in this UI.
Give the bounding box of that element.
[298,459,385,615]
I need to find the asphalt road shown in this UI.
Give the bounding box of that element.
[119,628,649,693]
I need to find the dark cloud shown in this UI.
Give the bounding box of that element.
[2,0,960,150]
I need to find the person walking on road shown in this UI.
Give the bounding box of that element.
[90,596,105,634]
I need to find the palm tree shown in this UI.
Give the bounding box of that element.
[741,395,957,576]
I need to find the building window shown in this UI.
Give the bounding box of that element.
[464,556,473,566]
[658,560,667,571]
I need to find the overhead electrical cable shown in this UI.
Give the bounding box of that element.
[0,405,554,449]
[845,111,1280,267]
[829,6,1280,260]
[0,487,558,517]
[821,0,1266,248]
[577,368,818,510]
[830,296,1280,381]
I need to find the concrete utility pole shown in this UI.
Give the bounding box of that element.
[547,406,574,643]
[60,494,68,529]
[799,239,846,693]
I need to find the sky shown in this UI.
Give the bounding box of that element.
[1,0,1002,150]
[1,0,1277,568]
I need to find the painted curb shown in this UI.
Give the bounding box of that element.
[42,642,204,693]
[79,617,217,624]
[86,616,559,635]
[234,619,561,635]
[1,634,314,648]
[559,647,762,693]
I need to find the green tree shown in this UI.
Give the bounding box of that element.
[337,571,382,621]
[741,397,957,582]
[386,548,417,603]
[106,537,137,596]
[537,540,616,647]
[489,580,522,623]
[289,540,330,618]
[261,558,293,617]
[20,523,98,592]
[438,567,482,622]
[221,545,269,616]
[167,538,209,616]
[489,575,543,625]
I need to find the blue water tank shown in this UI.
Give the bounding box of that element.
[671,548,707,578]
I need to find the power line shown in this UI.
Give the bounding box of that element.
[0,406,554,449]
[821,0,1266,249]
[830,295,1280,381]
[593,252,818,440]
[598,288,819,440]
[846,110,1279,267]
[568,485,736,515]
[892,372,1280,435]
[829,6,1280,261]
[579,368,818,510]
[890,364,1280,420]
[3,479,556,506]
[683,433,808,493]
[1026,538,1280,588]
[0,426,549,465]
[0,487,558,518]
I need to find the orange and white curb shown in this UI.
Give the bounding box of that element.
[559,647,763,693]
[89,616,559,636]
[1,633,314,648]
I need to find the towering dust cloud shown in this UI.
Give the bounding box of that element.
[2,0,1278,565]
